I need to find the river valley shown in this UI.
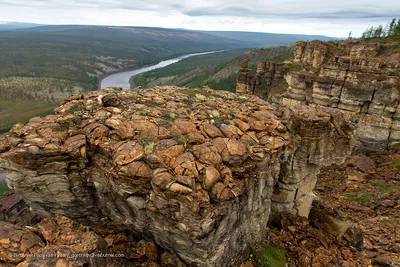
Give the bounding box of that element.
[100,50,224,89]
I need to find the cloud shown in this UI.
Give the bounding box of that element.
[0,0,399,37]
[180,3,398,20]
[184,8,397,20]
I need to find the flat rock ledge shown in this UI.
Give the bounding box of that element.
[0,86,354,266]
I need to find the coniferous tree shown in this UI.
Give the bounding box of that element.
[367,26,375,38]
[348,31,353,40]
[374,25,383,38]
[394,19,400,36]
[383,23,389,37]
[388,18,397,36]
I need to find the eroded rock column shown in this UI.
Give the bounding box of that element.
[272,105,354,217]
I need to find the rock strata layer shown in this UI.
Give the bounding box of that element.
[280,40,400,152]
[0,86,354,266]
[236,60,288,98]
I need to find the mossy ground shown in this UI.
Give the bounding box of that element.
[254,245,288,267]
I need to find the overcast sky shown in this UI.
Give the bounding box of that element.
[0,0,398,37]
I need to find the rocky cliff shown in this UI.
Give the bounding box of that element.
[0,86,353,266]
[280,40,400,152]
[236,59,288,99]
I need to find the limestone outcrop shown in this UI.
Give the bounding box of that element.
[0,86,354,266]
[236,60,288,98]
[236,59,254,94]
[280,40,400,152]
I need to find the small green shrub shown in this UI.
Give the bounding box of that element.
[254,244,287,267]
[175,135,188,145]
[370,50,378,57]
[195,93,207,101]
[65,102,85,114]
[133,109,150,116]
[137,136,158,154]
[345,192,372,203]
[379,186,400,194]
[52,117,82,131]
[166,112,178,120]
[137,136,158,145]
[144,102,159,108]
[158,119,172,128]
[158,112,179,128]
[144,142,155,154]
[372,180,385,187]
[210,110,220,118]
[388,161,400,168]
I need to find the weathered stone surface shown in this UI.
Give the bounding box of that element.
[279,39,400,152]
[0,221,44,264]
[272,105,355,217]
[0,193,41,226]
[0,86,354,266]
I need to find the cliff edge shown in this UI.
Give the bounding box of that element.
[280,39,400,152]
[0,86,354,266]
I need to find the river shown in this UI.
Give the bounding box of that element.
[100,50,225,89]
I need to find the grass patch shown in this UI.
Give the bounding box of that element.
[158,111,179,128]
[0,102,57,133]
[52,117,82,132]
[65,102,85,114]
[345,192,373,203]
[388,161,400,168]
[158,120,172,128]
[195,93,208,101]
[144,102,159,108]
[132,109,151,116]
[136,136,158,154]
[370,50,378,57]
[372,179,400,193]
[382,218,400,225]
[174,135,188,145]
[210,110,233,126]
[254,244,288,267]
[372,180,386,187]
[144,142,155,154]
[285,61,304,72]
[377,185,400,194]
[137,136,158,145]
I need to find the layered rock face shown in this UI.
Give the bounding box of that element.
[236,59,254,94]
[0,86,353,266]
[281,40,400,152]
[236,60,288,98]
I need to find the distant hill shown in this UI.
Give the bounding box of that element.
[199,31,340,47]
[0,22,44,31]
[15,25,95,32]
[17,24,339,47]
